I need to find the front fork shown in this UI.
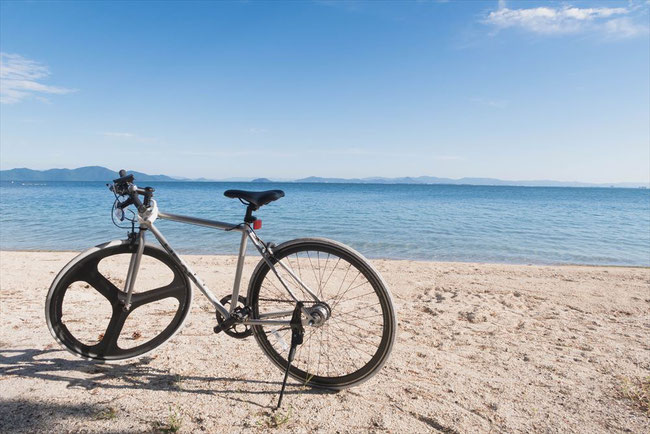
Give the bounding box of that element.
[122,229,146,310]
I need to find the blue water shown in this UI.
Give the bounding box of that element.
[0,181,648,266]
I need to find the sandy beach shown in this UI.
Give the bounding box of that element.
[0,250,648,433]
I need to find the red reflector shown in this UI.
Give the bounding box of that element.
[253,220,262,230]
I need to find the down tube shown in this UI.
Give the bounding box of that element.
[146,223,230,318]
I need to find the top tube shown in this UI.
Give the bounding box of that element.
[157,211,247,233]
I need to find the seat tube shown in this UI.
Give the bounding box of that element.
[230,229,248,313]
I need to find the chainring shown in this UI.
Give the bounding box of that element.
[216,295,253,339]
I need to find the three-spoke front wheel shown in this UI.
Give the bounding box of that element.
[248,238,397,390]
[45,241,192,361]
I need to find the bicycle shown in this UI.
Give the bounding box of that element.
[45,170,397,406]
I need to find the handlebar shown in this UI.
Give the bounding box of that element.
[110,169,154,213]
[113,173,134,186]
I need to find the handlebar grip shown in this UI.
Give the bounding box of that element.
[111,171,151,213]
[117,197,134,209]
[113,173,134,184]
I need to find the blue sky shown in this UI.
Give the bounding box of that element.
[1,1,648,182]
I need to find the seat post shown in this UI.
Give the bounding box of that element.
[244,204,257,223]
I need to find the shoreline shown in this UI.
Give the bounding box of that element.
[1,248,648,269]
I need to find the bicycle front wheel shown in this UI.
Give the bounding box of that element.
[248,238,397,390]
[45,240,192,361]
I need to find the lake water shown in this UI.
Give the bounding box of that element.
[1,181,648,266]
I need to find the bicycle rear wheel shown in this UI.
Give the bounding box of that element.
[45,240,192,361]
[248,238,397,390]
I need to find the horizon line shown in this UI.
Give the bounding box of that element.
[0,165,648,187]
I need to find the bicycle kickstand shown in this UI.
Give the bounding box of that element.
[276,301,304,409]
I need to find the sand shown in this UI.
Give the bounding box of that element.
[0,250,648,433]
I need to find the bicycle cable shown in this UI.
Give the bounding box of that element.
[110,194,137,230]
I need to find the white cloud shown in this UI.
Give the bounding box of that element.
[433,155,463,161]
[178,148,462,161]
[102,132,137,139]
[247,127,269,134]
[180,149,296,158]
[484,3,648,37]
[0,53,75,104]
[471,97,508,109]
[603,16,649,38]
[100,132,157,143]
[306,148,463,160]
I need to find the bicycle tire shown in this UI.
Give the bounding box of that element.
[248,238,397,390]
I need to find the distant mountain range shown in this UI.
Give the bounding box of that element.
[293,176,647,188]
[0,166,647,188]
[0,166,176,182]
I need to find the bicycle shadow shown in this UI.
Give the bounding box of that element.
[0,348,336,408]
[0,399,130,433]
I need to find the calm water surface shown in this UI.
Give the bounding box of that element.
[1,181,648,266]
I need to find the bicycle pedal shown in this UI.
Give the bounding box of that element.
[213,314,239,335]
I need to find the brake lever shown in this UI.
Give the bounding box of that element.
[117,197,134,210]
[114,206,126,222]
[112,195,134,221]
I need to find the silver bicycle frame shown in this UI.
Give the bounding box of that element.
[122,201,320,326]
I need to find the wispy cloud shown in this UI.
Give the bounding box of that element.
[0,53,75,104]
[314,0,363,13]
[179,149,296,158]
[306,148,464,162]
[246,127,269,134]
[471,97,508,109]
[307,148,463,161]
[179,147,462,161]
[603,16,649,38]
[100,132,158,143]
[308,148,420,158]
[434,155,463,161]
[101,132,137,139]
[484,2,648,38]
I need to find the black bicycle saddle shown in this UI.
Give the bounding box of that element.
[224,189,285,209]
